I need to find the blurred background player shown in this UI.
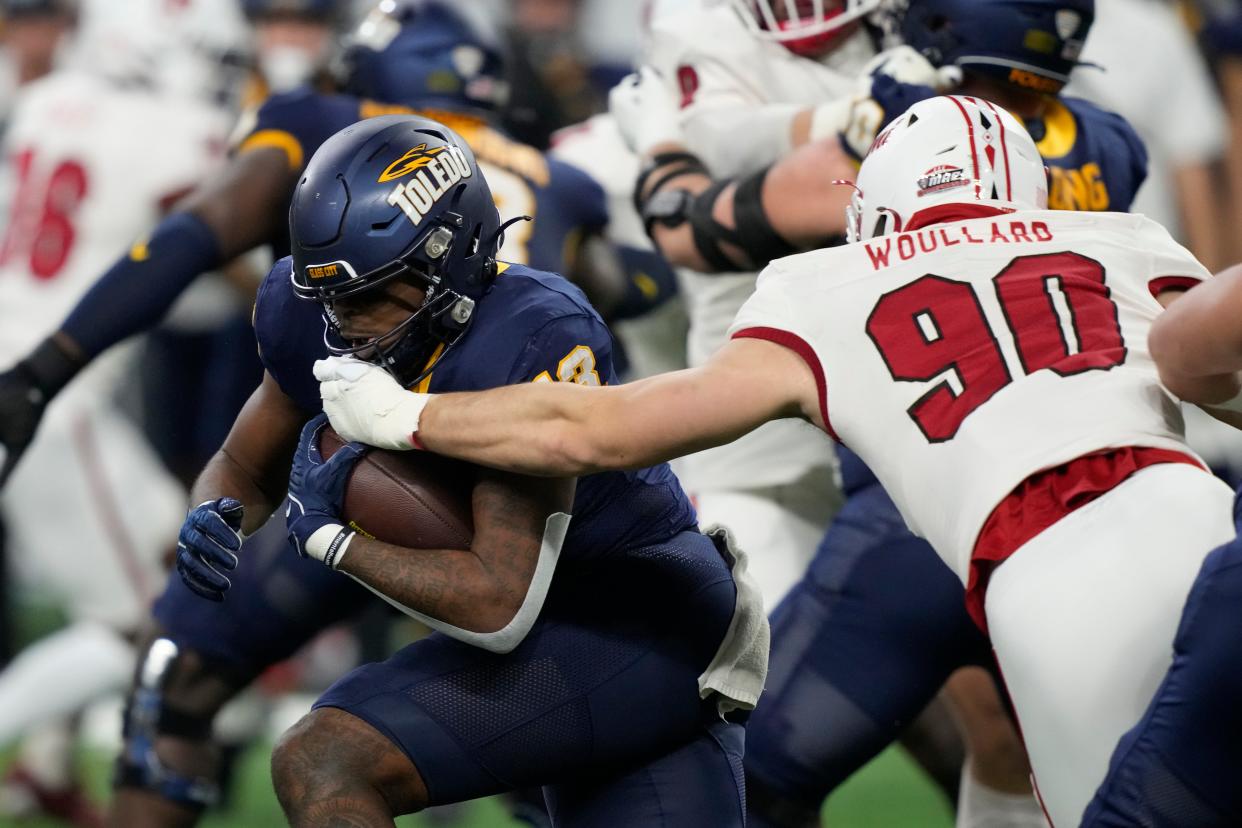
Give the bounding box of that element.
[244,0,343,97]
[0,0,74,128]
[1066,0,1228,272]
[0,0,245,820]
[546,1,694,382]
[139,0,352,489]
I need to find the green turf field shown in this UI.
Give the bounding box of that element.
[0,742,953,827]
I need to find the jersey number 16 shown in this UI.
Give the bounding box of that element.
[0,149,89,280]
[866,251,1125,443]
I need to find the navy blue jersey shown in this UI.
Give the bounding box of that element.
[236,89,608,269]
[1029,96,1147,213]
[254,257,697,557]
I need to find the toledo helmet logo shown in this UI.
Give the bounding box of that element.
[378,143,449,183]
[917,165,968,198]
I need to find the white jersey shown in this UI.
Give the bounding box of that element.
[649,2,874,176]
[730,209,1210,581]
[552,114,690,380]
[648,3,873,489]
[0,71,228,362]
[551,113,646,251]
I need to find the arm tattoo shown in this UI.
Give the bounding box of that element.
[337,471,569,633]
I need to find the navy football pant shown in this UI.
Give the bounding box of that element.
[315,531,746,825]
[1081,508,1242,827]
[745,483,989,822]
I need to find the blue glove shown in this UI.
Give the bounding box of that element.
[177,498,245,602]
[286,414,366,569]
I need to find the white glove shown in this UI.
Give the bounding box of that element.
[807,46,960,155]
[314,356,430,451]
[608,66,686,157]
[860,45,958,91]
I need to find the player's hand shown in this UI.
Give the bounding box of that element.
[286,414,364,568]
[176,498,245,602]
[0,365,45,488]
[316,356,431,451]
[0,335,85,488]
[808,46,959,161]
[861,45,958,92]
[609,67,685,156]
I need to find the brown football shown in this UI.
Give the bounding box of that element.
[319,426,474,550]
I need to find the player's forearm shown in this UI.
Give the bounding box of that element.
[338,539,515,633]
[1150,265,1242,402]
[419,383,625,476]
[336,473,568,650]
[638,143,813,273]
[189,448,282,535]
[1175,164,1225,272]
[58,211,224,358]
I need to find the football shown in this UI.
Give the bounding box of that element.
[319,425,475,549]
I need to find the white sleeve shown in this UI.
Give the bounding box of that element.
[1138,216,1212,291]
[681,100,801,175]
[729,260,804,339]
[648,15,799,175]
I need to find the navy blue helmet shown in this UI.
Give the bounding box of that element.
[343,0,508,115]
[901,0,1094,93]
[289,115,509,386]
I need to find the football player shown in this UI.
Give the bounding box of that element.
[0,0,241,816]
[319,94,1240,828]
[0,3,627,823]
[0,0,75,125]
[242,0,343,96]
[183,113,762,826]
[639,0,939,633]
[628,1,1142,824]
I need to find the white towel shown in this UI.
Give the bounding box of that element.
[697,525,771,714]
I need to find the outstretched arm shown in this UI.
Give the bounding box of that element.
[60,146,296,359]
[320,337,822,477]
[1150,264,1242,420]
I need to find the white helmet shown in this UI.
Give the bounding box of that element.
[846,95,1048,242]
[70,0,250,105]
[726,0,882,56]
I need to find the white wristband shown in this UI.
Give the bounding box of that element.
[306,523,355,569]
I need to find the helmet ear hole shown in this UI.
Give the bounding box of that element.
[872,213,888,238]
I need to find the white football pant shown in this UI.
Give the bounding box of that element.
[985,463,1235,827]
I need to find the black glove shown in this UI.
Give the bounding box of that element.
[0,335,84,487]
